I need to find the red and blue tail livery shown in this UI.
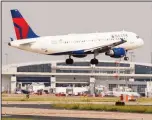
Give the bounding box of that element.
[11,9,39,40]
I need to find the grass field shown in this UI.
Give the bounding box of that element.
[137,97,152,103]
[2,94,152,103]
[52,103,152,113]
[2,94,119,102]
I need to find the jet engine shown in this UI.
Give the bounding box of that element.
[105,48,126,58]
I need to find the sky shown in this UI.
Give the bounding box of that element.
[2,2,152,65]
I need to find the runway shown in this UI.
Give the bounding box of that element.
[2,114,121,120]
[2,103,53,109]
[2,102,152,120]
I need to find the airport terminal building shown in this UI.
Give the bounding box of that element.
[2,60,152,96]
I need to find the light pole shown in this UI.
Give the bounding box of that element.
[129,52,135,62]
[149,52,152,82]
[151,52,152,64]
[5,53,8,64]
[150,71,152,82]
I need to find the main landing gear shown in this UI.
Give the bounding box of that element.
[90,51,99,65]
[65,52,99,65]
[66,55,74,64]
[90,58,98,65]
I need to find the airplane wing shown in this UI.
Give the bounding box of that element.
[84,38,127,53]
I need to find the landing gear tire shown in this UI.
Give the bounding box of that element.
[124,56,129,61]
[90,58,98,65]
[66,58,74,64]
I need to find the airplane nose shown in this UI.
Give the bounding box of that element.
[8,42,11,46]
[139,38,144,46]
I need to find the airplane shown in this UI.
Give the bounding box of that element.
[8,9,144,65]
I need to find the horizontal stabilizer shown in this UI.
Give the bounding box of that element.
[19,41,35,46]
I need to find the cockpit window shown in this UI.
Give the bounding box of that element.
[136,36,140,39]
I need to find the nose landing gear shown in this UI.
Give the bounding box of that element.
[124,50,129,61]
[66,55,74,64]
[124,56,129,61]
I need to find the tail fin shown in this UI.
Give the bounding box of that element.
[10,9,39,40]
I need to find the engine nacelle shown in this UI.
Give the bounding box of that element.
[105,48,126,58]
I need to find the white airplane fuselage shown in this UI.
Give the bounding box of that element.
[9,31,144,55]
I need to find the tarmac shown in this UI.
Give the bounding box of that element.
[2,114,125,120]
[2,101,152,120]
